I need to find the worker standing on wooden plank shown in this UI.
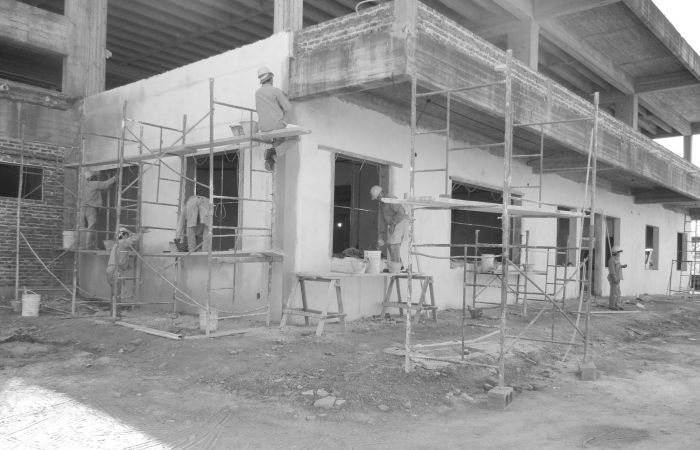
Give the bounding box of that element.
[371,185,408,268]
[255,66,294,171]
[80,169,116,249]
[607,245,627,310]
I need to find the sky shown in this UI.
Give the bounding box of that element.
[649,1,700,162]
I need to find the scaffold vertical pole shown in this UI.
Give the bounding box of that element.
[583,92,599,362]
[14,104,24,303]
[498,50,514,388]
[205,78,215,337]
[405,75,418,373]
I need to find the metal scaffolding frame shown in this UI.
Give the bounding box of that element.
[57,78,307,333]
[668,214,700,299]
[384,50,600,385]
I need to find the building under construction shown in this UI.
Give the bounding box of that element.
[2,0,700,387]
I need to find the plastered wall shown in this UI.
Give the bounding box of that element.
[77,33,292,318]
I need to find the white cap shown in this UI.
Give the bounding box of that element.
[370,185,383,200]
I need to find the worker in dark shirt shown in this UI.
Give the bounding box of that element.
[255,67,294,171]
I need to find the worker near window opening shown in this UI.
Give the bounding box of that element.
[370,185,408,267]
[106,226,142,306]
[81,169,117,249]
[175,195,212,253]
[607,245,627,311]
[255,66,294,172]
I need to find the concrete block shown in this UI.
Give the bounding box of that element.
[487,386,513,410]
[579,361,597,381]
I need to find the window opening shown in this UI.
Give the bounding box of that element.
[450,182,521,260]
[645,225,659,270]
[0,163,43,200]
[185,151,239,252]
[332,155,385,255]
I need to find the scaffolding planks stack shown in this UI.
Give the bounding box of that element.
[384,50,600,387]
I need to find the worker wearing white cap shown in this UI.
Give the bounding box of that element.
[370,185,408,267]
[607,245,627,310]
[106,226,143,310]
[254,66,294,171]
[80,169,117,249]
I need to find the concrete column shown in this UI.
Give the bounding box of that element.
[63,0,108,97]
[684,135,693,162]
[507,18,539,70]
[274,0,303,33]
[614,94,638,130]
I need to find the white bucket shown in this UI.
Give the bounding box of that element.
[364,251,382,274]
[21,292,40,317]
[62,231,76,250]
[199,308,219,332]
[480,254,495,272]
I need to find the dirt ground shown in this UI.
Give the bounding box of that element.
[1,294,700,449]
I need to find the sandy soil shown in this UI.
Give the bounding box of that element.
[1,295,700,449]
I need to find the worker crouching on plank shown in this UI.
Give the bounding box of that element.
[255,66,296,171]
[607,245,627,310]
[106,227,142,310]
[370,185,408,268]
[81,169,117,249]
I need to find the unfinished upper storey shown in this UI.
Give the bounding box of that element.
[287,0,700,209]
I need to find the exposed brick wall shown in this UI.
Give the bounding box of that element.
[0,136,75,293]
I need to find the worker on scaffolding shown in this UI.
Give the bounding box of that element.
[370,185,408,269]
[106,226,142,307]
[175,195,212,253]
[607,245,627,310]
[255,66,296,171]
[81,169,117,249]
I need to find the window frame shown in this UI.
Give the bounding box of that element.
[0,162,44,201]
[645,225,659,271]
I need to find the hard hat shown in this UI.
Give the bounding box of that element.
[611,245,622,254]
[370,185,383,200]
[83,169,94,179]
[118,226,130,236]
[257,66,273,83]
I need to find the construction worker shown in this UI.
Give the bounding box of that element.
[175,195,212,253]
[255,66,294,171]
[106,226,142,305]
[370,185,408,267]
[607,245,627,310]
[81,169,117,249]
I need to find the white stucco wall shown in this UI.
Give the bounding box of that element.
[77,33,292,318]
[289,95,685,319]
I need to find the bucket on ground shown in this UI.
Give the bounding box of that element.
[21,291,40,317]
[62,230,76,250]
[364,251,382,274]
[199,308,219,332]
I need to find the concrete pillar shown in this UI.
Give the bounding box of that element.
[614,94,638,130]
[683,135,692,162]
[63,0,108,97]
[507,18,539,70]
[274,0,303,33]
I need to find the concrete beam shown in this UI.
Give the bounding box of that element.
[507,18,539,70]
[534,0,622,20]
[492,0,533,20]
[623,0,700,83]
[614,94,638,130]
[635,71,699,93]
[638,97,691,136]
[539,21,634,94]
[63,0,108,97]
[0,0,69,55]
[633,189,694,204]
[274,0,303,33]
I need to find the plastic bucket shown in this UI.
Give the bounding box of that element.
[62,231,76,250]
[199,308,219,332]
[21,292,40,317]
[479,254,495,272]
[364,251,382,274]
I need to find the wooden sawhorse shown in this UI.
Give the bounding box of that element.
[381,273,437,321]
[280,273,347,336]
